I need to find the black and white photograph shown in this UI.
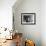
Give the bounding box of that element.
[21,13,36,25]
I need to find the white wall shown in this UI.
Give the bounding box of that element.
[13,0,41,46]
[0,0,16,30]
[41,0,46,46]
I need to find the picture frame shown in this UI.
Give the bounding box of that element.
[21,13,36,25]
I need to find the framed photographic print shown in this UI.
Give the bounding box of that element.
[21,13,36,25]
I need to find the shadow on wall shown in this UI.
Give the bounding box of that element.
[12,0,24,33]
[12,0,24,10]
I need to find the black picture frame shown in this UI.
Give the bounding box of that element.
[21,13,36,25]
